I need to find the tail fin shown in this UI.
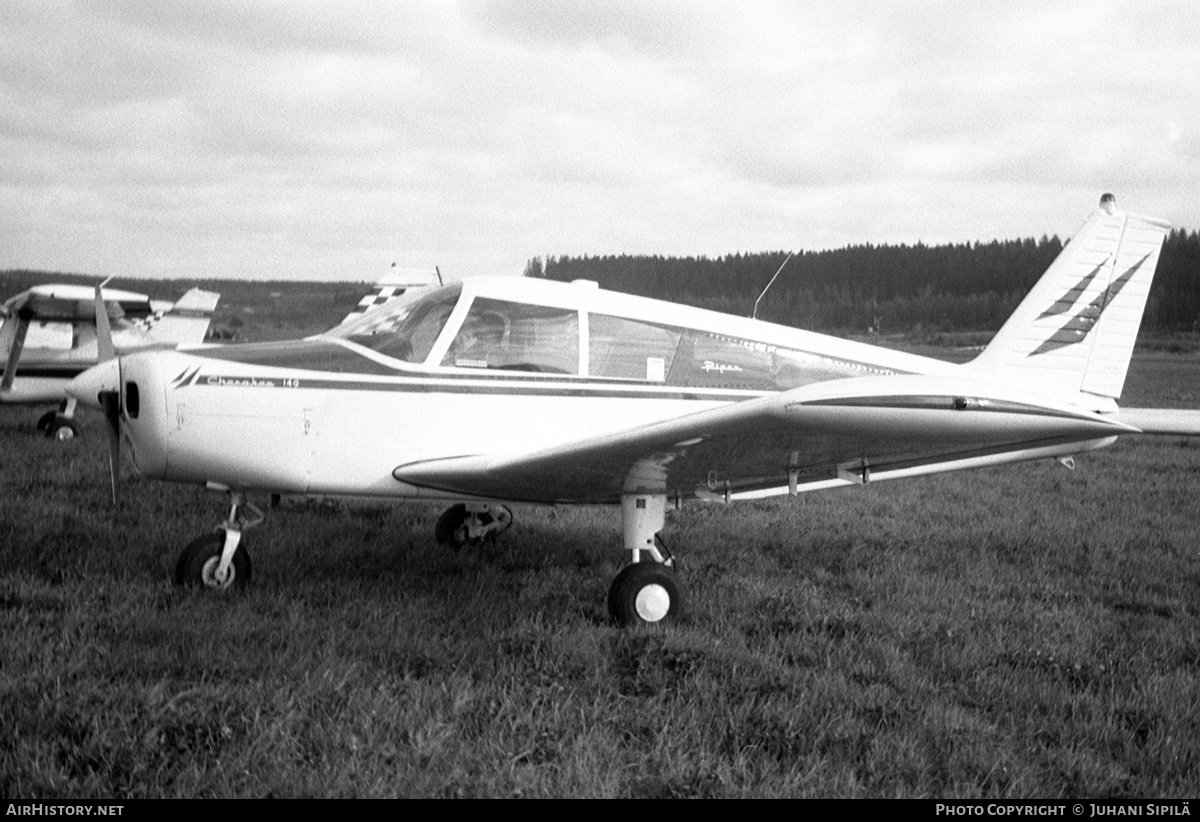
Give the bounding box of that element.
[338,265,439,326]
[969,195,1170,402]
[140,288,220,346]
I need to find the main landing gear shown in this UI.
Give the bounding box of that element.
[174,492,262,591]
[606,494,682,627]
[434,502,513,549]
[432,495,682,626]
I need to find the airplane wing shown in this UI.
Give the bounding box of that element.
[2,285,139,390]
[394,375,1141,504]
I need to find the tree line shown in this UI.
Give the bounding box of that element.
[527,229,1200,335]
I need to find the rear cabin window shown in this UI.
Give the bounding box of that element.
[441,298,580,374]
[588,315,681,381]
[669,332,779,390]
[667,332,882,390]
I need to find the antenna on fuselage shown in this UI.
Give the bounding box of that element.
[751,252,794,321]
[435,266,444,286]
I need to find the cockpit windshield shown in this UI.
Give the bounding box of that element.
[326,283,462,363]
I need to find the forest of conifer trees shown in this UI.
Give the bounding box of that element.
[529,230,1200,336]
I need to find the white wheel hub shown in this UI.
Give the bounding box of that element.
[634,583,671,622]
[200,556,234,589]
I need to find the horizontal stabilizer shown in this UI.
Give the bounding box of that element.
[1114,408,1200,436]
[169,288,220,314]
[143,288,221,345]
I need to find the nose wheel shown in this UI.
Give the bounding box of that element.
[38,400,80,441]
[174,531,252,590]
[174,491,262,591]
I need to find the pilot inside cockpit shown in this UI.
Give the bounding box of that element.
[445,310,507,368]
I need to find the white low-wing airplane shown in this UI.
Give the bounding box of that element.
[0,282,219,438]
[67,196,1200,625]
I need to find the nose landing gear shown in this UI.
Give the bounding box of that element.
[37,400,81,441]
[174,491,263,591]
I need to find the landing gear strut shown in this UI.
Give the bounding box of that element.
[607,494,683,626]
[174,491,263,591]
[435,502,513,549]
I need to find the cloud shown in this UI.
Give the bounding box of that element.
[2,1,1199,282]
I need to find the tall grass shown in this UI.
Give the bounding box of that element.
[2,354,1198,797]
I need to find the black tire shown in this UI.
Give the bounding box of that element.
[46,417,80,441]
[434,504,512,549]
[434,504,473,548]
[174,531,252,591]
[607,562,683,627]
[36,411,57,433]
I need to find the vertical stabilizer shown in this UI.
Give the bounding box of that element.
[143,288,221,346]
[969,195,1170,402]
[339,266,439,325]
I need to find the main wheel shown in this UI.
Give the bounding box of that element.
[607,562,683,627]
[435,504,475,548]
[174,531,252,591]
[36,411,57,433]
[434,504,512,549]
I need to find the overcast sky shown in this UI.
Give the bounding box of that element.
[2,0,1198,283]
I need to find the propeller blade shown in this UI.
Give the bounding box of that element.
[94,280,115,362]
[99,389,121,504]
[0,309,31,391]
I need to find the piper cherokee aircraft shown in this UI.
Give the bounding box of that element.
[0,282,219,439]
[66,195,1200,626]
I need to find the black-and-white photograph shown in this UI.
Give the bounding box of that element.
[2,0,1198,801]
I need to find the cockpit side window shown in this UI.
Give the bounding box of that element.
[329,284,462,363]
[441,297,579,374]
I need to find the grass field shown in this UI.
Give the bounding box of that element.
[2,352,1198,798]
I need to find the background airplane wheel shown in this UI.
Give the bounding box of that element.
[174,532,252,591]
[608,562,683,627]
[435,504,474,548]
[435,504,509,549]
[36,411,57,433]
[46,417,80,441]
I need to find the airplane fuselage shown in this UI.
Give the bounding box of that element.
[107,277,1120,505]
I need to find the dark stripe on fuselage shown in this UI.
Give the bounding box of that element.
[182,338,909,391]
[185,340,405,375]
[185,372,763,403]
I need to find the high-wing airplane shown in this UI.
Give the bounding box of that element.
[0,282,219,439]
[66,196,1200,626]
